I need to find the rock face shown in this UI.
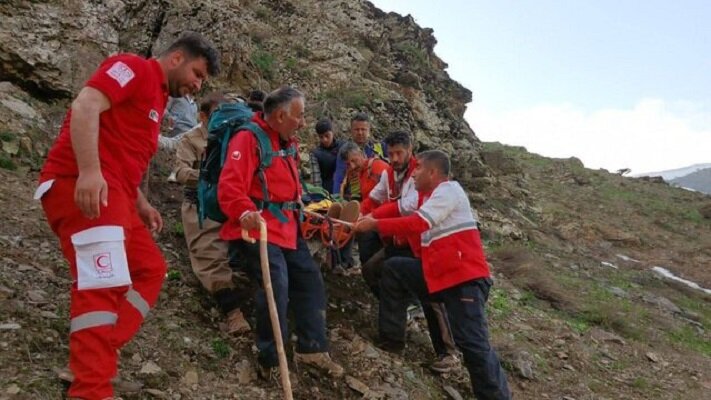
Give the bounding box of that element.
[0,0,486,185]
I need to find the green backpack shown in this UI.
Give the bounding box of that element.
[197,102,299,226]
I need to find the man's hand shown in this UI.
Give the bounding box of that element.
[74,169,108,219]
[136,189,162,233]
[240,211,264,231]
[355,216,378,233]
[138,202,163,234]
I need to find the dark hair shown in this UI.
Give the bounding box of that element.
[315,118,333,135]
[162,31,220,76]
[351,112,370,124]
[384,130,412,148]
[249,90,266,102]
[417,150,450,176]
[263,86,304,116]
[338,141,363,161]
[199,91,226,115]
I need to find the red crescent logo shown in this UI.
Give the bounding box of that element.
[96,255,110,268]
[231,151,241,160]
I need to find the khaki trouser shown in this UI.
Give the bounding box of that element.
[181,202,234,293]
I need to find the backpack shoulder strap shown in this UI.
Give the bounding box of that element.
[238,121,272,202]
[247,123,272,165]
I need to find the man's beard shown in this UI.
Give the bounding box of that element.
[394,156,410,173]
[168,79,182,97]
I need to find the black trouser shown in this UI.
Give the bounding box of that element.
[356,231,382,267]
[362,245,415,298]
[375,249,455,358]
[330,236,356,268]
[379,256,511,400]
[231,237,329,368]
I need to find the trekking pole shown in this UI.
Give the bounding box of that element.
[242,222,293,400]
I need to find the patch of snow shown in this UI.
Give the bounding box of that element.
[615,254,640,263]
[600,261,619,269]
[635,163,711,180]
[651,267,711,295]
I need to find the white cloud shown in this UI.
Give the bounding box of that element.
[466,99,711,174]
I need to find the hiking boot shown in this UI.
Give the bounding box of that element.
[293,352,344,378]
[406,303,425,322]
[339,200,360,223]
[256,363,278,383]
[226,308,251,334]
[56,368,143,393]
[326,203,342,219]
[429,354,460,373]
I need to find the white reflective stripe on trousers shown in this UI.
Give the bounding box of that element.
[125,288,150,318]
[70,311,118,333]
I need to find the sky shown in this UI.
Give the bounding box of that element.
[371,0,711,174]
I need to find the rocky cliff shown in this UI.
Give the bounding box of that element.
[1,1,710,399]
[0,0,484,181]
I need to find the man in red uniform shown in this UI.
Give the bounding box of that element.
[355,150,512,400]
[35,32,220,400]
[218,86,344,379]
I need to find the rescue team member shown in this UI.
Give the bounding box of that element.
[355,150,512,400]
[173,92,250,334]
[331,112,387,196]
[218,87,344,379]
[357,132,459,373]
[358,130,418,278]
[35,32,220,400]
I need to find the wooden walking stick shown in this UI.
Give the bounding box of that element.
[242,222,293,400]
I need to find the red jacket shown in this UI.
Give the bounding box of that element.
[218,114,301,249]
[377,180,490,294]
[361,156,418,215]
[41,54,168,198]
[341,158,389,201]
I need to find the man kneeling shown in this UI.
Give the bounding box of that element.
[355,150,511,400]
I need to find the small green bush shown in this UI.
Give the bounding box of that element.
[251,50,276,80]
[0,156,17,171]
[211,339,230,358]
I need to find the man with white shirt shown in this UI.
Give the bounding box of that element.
[355,150,511,400]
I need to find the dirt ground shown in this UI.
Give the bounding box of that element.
[1,151,710,400]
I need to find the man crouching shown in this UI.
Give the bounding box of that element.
[355,150,511,400]
[217,86,344,379]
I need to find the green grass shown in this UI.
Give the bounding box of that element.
[211,339,231,358]
[0,156,17,171]
[0,131,14,142]
[166,269,181,281]
[566,317,591,334]
[285,57,297,70]
[294,44,310,58]
[251,50,276,80]
[314,86,370,113]
[254,5,271,19]
[395,43,428,67]
[632,377,650,389]
[173,222,184,236]
[667,325,711,356]
[553,272,648,339]
[489,287,513,318]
